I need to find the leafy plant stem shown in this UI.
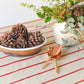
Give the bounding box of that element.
[53,8,57,16]
[45,6,52,16]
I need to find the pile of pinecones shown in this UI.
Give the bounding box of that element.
[0,24,43,48]
[73,7,84,17]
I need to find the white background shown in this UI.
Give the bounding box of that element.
[0,0,49,28]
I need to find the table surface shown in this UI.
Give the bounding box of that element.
[0,19,84,84]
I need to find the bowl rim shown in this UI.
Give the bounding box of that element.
[0,36,47,51]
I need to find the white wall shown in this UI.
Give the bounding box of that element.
[0,0,49,28]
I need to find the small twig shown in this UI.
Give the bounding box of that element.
[45,6,52,16]
[53,8,57,16]
[54,58,58,74]
[64,0,65,4]
[42,56,51,69]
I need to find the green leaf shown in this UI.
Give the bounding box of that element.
[68,23,75,28]
[30,5,33,8]
[61,38,68,45]
[78,22,83,27]
[47,0,50,2]
[73,38,76,40]
[70,29,79,35]
[33,6,36,11]
[60,31,69,34]
[27,4,30,8]
[20,3,27,7]
[77,16,84,21]
[41,6,46,11]
[80,26,84,30]
[45,16,51,23]
[67,2,71,8]
[78,22,84,30]
[65,23,69,28]
[67,18,75,23]
[49,2,52,6]
[78,39,81,44]
[56,0,59,1]
[47,7,53,13]
[37,12,45,18]
[70,36,76,40]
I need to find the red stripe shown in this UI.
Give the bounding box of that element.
[0,25,14,30]
[0,26,51,34]
[0,61,45,77]
[10,58,84,84]
[0,19,43,29]
[0,52,46,67]
[44,42,55,46]
[61,48,84,57]
[42,30,53,34]
[30,25,51,32]
[81,40,84,42]
[0,45,84,68]
[47,36,53,39]
[0,56,83,78]
[0,55,9,59]
[74,79,84,84]
[42,68,84,84]
[22,19,43,24]
[0,25,51,34]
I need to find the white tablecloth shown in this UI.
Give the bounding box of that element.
[0,19,84,84]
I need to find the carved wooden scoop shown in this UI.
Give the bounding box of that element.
[42,45,62,74]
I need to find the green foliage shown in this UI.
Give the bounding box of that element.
[37,12,45,18]
[70,29,79,35]
[20,3,27,7]
[78,39,81,44]
[67,18,75,23]
[60,30,69,34]
[41,6,46,11]
[61,15,84,45]
[45,16,51,22]
[65,15,84,33]
[77,16,84,21]
[21,0,83,23]
[78,22,84,30]
[33,6,36,11]
[77,16,84,30]
[61,38,68,45]
[69,23,75,28]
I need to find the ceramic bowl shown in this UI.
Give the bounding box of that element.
[0,36,46,56]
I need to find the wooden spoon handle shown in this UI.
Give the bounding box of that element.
[42,56,51,69]
[54,58,59,74]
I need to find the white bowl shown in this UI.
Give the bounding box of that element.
[0,36,47,56]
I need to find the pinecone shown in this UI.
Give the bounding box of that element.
[73,7,84,17]
[16,36,28,48]
[0,24,43,48]
[11,24,28,40]
[28,40,35,47]
[28,31,43,47]
[0,32,16,48]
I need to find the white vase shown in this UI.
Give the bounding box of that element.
[53,22,79,46]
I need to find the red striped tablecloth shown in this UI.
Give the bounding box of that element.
[0,19,84,84]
